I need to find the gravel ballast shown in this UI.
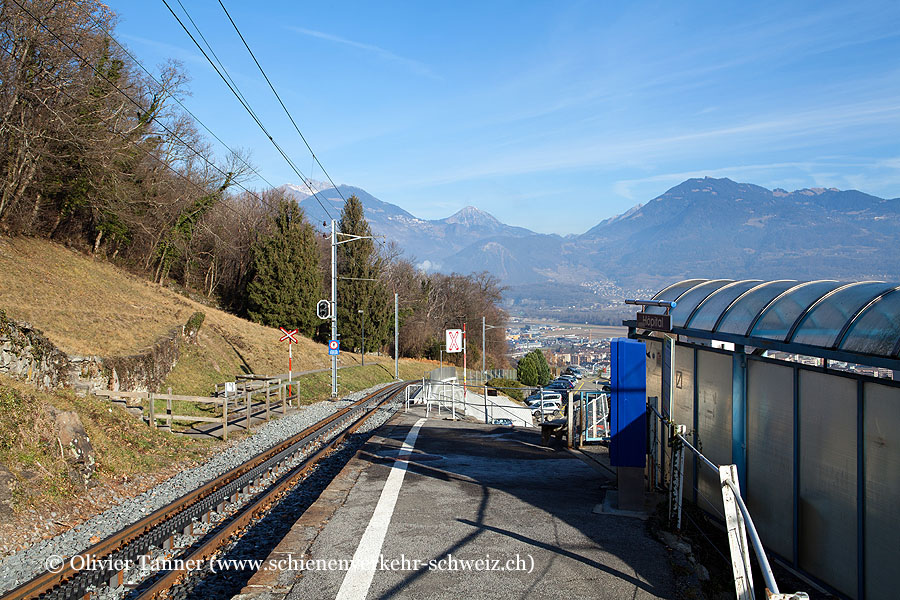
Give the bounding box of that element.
[0,383,398,595]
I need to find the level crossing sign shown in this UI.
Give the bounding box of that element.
[446,328,463,353]
[279,327,299,343]
[328,339,340,356]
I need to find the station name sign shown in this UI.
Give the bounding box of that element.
[636,311,671,332]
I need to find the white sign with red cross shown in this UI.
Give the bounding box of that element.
[279,328,299,344]
[446,328,463,353]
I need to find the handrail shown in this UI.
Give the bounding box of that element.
[647,406,785,597]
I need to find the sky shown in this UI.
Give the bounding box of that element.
[104,0,900,234]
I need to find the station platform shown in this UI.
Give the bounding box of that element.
[237,407,674,600]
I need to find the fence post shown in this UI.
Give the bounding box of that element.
[245,389,251,430]
[222,394,228,441]
[721,464,755,600]
[280,382,285,414]
[148,393,156,429]
[166,387,173,430]
[669,425,686,529]
[567,391,574,448]
[265,383,271,421]
[483,385,489,424]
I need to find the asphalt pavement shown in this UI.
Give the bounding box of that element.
[237,407,674,600]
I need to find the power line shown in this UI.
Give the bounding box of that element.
[0,8,269,229]
[72,2,279,194]
[9,0,266,206]
[161,0,337,222]
[216,0,347,206]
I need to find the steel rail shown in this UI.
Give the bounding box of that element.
[133,385,402,599]
[1,381,409,600]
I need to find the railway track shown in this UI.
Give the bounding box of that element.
[2,381,410,600]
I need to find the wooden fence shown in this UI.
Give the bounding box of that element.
[94,377,294,440]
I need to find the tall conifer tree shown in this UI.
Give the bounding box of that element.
[247,200,321,337]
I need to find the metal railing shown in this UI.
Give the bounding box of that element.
[647,405,808,600]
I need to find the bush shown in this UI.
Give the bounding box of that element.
[487,378,525,402]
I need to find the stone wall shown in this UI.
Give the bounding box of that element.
[0,310,204,393]
[0,310,69,388]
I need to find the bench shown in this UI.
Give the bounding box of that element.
[540,418,568,445]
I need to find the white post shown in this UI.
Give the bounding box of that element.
[721,464,755,600]
[288,342,293,407]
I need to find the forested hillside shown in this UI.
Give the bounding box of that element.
[0,1,507,368]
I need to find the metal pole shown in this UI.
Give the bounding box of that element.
[359,309,365,367]
[482,316,486,383]
[331,219,338,398]
[394,292,399,379]
[462,322,467,418]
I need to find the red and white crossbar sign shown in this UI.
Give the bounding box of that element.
[279,327,299,343]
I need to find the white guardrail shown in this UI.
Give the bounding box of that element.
[648,405,809,600]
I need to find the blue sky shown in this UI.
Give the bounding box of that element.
[106,1,900,234]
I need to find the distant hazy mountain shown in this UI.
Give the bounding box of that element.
[279,184,542,272]
[280,178,900,293]
[577,177,900,287]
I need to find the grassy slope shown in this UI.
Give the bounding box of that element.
[0,374,213,506]
[0,237,366,392]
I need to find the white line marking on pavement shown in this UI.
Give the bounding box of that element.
[335,418,427,600]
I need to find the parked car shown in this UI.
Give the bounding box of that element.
[530,399,562,416]
[492,418,513,426]
[527,391,562,404]
[552,379,575,389]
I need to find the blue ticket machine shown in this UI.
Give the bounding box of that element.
[610,338,646,468]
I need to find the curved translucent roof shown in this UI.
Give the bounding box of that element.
[649,279,900,360]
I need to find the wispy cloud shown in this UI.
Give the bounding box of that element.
[288,27,439,80]
[120,34,207,67]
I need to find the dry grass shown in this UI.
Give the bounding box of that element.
[0,237,434,396]
[0,374,213,506]
[0,237,336,379]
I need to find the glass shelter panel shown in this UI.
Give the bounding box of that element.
[799,370,857,598]
[695,349,732,516]
[746,360,794,560]
[840,288,900,357]
[686,280,763,331]
[864,381,900,600]
[716,280,798,336]
[750,281,840,341]
[646,279,707,315]
[791,282,895,348]
[668,280,733,327]
[670,344,696,493]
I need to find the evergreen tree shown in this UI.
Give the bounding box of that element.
[517,352,539,386]
[533,349,551,385]
[517,349,551,386]
[336,195,390,354]
[246,200,321,337]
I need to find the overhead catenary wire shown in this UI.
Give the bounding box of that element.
[216,0,347,206]
[161,0,337,222]
[213,0,395,253]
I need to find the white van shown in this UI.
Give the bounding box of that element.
[529,398,562,416]
[527,391,562,404]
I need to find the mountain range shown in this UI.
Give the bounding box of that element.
[281,177,900,314]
